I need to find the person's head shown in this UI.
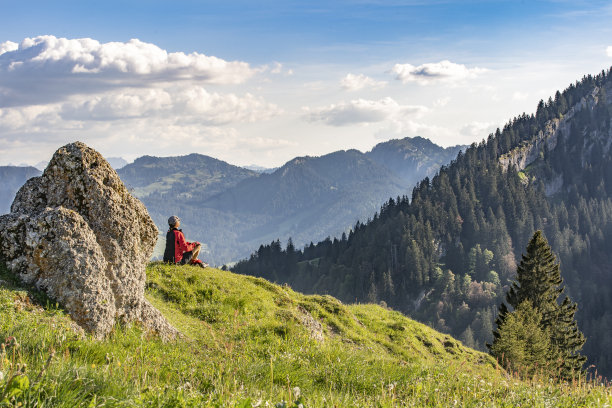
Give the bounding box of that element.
[168,215,180,229]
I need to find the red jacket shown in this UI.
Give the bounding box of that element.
[163,228,196,263]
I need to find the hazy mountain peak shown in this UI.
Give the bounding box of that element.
[106,157,129,170]
[366,136,465,186]
[0,166,42,214]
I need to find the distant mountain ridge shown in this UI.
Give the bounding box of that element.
[116,137,464,264]
[0,166,42,214]
[107,157,129,170]
[119,153,257,201]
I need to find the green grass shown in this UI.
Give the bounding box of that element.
[0,261,610,407]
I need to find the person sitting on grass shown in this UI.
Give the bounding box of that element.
[163,215,208,268]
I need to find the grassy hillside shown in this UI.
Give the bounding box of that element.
[0,261,609,407]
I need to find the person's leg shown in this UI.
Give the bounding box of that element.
[180,251,193,265]
[191,243,201,261]
[189,244,208,268]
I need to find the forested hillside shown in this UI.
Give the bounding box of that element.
[233,68,612,377]
[118,153,259,201]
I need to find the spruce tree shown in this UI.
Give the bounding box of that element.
[489,300,550,377]
[489,230,586,378]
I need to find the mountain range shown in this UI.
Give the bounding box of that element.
[116,137,463,264]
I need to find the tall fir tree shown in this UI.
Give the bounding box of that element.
[489,230,586,378]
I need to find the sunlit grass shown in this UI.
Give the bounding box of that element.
[0,261,610,407]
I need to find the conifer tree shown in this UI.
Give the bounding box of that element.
[489,230,586,378]
[489,300,550,377]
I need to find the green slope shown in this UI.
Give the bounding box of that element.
[0,261,609,407]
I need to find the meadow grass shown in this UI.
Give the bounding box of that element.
[0,261,610,407]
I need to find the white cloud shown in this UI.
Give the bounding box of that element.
[270,62,283,74]
[0,35,256,107]
[174,87,282,125]
[607,46,612,57]
[0,41,18,56]
[304,97,427,126]
[340,73,387,91]
[0,104,61,130]
[59,89,173,121]
[0,35,287,167]
[1,86,281,127]
[392,60,487,85]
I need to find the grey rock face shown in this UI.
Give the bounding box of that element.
[0,142,177,339]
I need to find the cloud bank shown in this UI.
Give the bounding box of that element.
[0,36,256,107]
[340,73,387,91]
[0,86,281,129]
[392,60,486,85]
[304,97,427,126]
[0,35,285,166]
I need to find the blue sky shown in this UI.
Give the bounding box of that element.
[1,1,611,166]
[4,1,606,61]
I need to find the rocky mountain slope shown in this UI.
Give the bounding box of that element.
[367,136,464,187]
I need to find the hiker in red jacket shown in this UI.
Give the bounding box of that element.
[163,215,208,268]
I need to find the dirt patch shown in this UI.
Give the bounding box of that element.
[296,305,324,342]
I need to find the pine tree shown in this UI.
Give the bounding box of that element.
[460,326,477,349]
[489,230,586,378]
[489,300,550,377]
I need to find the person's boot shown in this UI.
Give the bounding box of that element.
[190,259,208,268]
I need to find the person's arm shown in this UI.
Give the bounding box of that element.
[176,231,196,253]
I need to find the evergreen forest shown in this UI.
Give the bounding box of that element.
[233,68,612,378]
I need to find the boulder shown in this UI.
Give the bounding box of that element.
[0,142,177,339]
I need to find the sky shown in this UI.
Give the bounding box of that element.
[1,0,612,168]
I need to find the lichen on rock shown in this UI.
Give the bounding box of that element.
[0,142,178,340]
